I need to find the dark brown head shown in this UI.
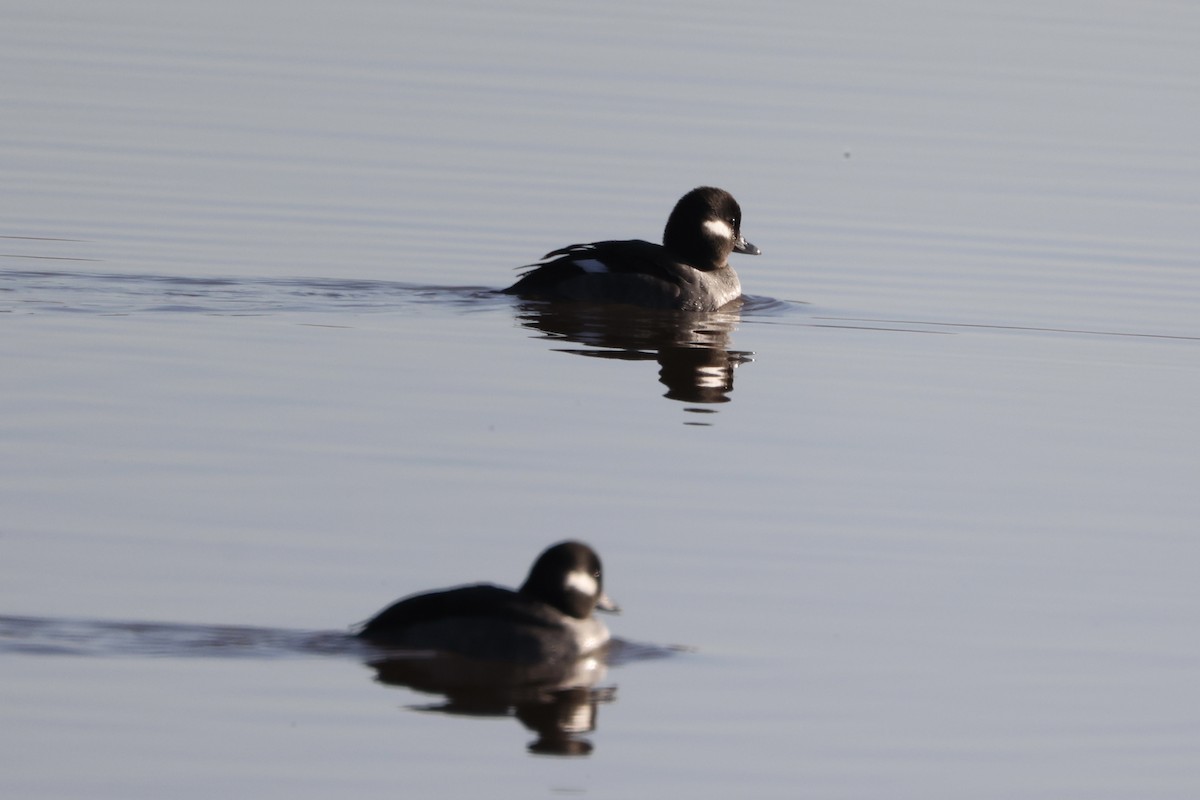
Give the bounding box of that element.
[519,540,619,619]
[662,186,760,270]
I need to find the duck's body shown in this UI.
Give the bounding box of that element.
[357,541,616,664]
[504,187,759,311]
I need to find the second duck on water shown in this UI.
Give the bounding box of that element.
[503,187,760,312]
[356,541,618,664]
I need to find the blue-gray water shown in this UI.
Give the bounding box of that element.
[3,1,1200,797]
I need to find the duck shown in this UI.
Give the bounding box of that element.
[503,186,759,311]
[356,541,617,663]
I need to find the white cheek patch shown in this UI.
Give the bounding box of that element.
[703,218,734,240]
[565,569,599,598]
[573,258,608,274]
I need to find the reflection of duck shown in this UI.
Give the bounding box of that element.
[503,187,760,311]
[513,301,753,405]
[367,653,613,756]
[356,541,617,664]
[364,640,681,757]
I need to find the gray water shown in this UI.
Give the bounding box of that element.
[3,1,1200,797]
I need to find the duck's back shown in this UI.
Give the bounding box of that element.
[505,239,740,311]
[356,584,586,663]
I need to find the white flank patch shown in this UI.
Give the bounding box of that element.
[703,218,734,240]
[574,258,608,274]
[565,569,598,597]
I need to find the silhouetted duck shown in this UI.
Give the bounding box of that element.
[504,187,759,311]
[357,541,617,663]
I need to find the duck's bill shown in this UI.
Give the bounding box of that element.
[596,592,621,614]
[734,237,761,255]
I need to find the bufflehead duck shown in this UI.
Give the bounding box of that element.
[503,186,760,311]
[356,541,618,663]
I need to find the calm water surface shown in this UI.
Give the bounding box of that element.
[3,1,1200,797]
